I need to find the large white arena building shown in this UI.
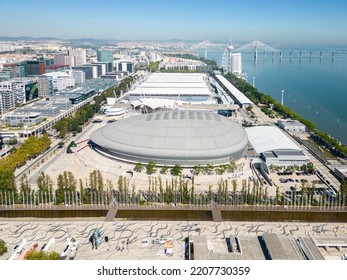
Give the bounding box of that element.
[90,110,248,166]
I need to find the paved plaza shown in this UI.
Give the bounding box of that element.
[0,220,346,260]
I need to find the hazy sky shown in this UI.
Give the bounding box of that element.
[2,0,347,45]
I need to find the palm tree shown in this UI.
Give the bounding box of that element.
[171,164,182,176]
[134,162,144,173]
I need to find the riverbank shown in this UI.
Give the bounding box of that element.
[222,72,347,159]
[199,48,347,145]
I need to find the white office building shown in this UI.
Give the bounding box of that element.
[54,55,75,66]
[114,60,134,73]
[277,119,306,133]
[37,76,54,97]
[231,53,242,74]
[3,111,42,127]
[68,48,87,66]
[0,90,16,114]
[70,70,86,84]
[43,72,75,91]
[0,78,37,104]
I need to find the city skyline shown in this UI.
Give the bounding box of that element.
[1,0,347,45]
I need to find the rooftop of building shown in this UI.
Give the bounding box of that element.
[215,74,253,105]
[334,165,347,175]
[129,73,212,97]
[0,77,36,84]
[278,119,306,127]
[4,111,41,117]
[190,233,307,260]
[262,149,306,158]
[43,71,71,78]
[245,126,302,154]
[90,110,248,165]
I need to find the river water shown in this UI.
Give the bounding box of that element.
[200,47,347,145]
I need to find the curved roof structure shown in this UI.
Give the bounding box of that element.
[245,126,301,154]
[90,110,248,165]
[131,98,181,111]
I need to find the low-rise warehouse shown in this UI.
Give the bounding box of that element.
[127,73,213,102]
[245,126,307,166]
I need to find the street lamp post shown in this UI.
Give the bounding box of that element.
[281,90,285,106]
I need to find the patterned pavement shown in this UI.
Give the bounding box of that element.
[0,221,346,260]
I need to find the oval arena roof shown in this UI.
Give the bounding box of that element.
[90,110,248,165]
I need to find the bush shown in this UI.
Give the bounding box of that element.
[25,250,61,260]
[0,239,7,256]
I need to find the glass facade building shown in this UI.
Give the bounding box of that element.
[97,50,113,63]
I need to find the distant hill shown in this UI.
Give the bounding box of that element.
[0,36,115,48]
[0,36,61,41]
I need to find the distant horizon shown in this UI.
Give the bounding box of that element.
[1,35,347,50]
[2,0,347,45]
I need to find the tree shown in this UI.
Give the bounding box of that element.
[306,162,315,174]
[146,162,157,175]
[163,179,171,204]
[275,186,280,205]
[0,135,50,172]
[264,186,268,204]
[0,239,7,256]
[19,174,31,203]
[19,173,29,191]
[56,171,77,204]
[160,165,169,174]
[216,165,227,175]
[0,169,16,194]
[206,164,214,174]
[89,170,104,192]
[171,164,182,176]
[232,180,238,205]
[148,61,159,72]
[37,172,53,194]
[229,162,237,172]
[207,185,213,203]
[117,175,124,203]
[217,180,224,204]
[79,179,85,205]
[193,164,203,175]
[134,162,144,173]
[341,179,347,199]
